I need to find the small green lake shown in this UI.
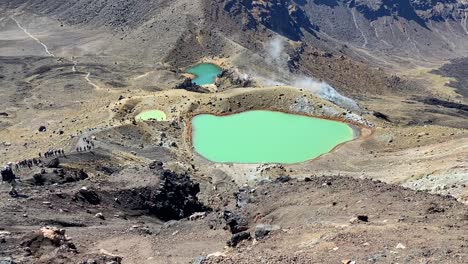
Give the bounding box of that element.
[135,110,167,122]
[192,110,355,164]
[185,63,222,85]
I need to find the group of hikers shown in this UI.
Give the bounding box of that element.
[1,149,66,197]
[15,158,42,170]
[13,149,65,171]
[76,137,95,152]
[1,154,48,196]
[2,139,97,197]
[41,149,65,158]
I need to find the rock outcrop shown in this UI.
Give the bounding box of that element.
[114,170,207,221]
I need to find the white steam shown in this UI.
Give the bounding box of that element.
[266,36,290,69]
[266,37,286,61]
[261,36,360,112]
[292,77,360,112]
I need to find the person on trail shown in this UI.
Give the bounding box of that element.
[1,162,19,197]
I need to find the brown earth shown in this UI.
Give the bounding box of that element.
[0,1,467,263]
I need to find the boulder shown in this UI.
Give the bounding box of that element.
[75,187,101,205]
[21,226,76,257]
[46,158,60,168]
[275,176,291,183]
[373,111,390,122]
[254,224,281,240]
[223,210,248,234]
[95,213,105,220]
[350,215,369,223]
[227,231,251,247]
[114,170,206,221]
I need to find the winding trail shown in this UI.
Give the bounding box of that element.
[370,20,392,47]
[132,71,153,81]
[11,16,55,57]
[11,16,102,90]
[351,9,368,48]
[70,57,102,90]
[84,72,101,90]
[71,60,77,72]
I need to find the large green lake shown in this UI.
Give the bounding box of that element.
[186,63,222,85]
[192,110,355,164]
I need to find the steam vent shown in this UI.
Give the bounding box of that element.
[0,1,467,263]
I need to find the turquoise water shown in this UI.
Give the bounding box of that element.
[135,110,167,121]
[185,63,222,85]
[192,110,355,164]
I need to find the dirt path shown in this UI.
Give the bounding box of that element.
[84,72,102,90]
[10,16,55,57]
[351,9,368,48]
[132,71,153,81]
[69,57,102,90]
[10,16,103,91]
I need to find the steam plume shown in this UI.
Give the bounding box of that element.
[262,36,360,112]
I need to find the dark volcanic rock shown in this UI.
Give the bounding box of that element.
[74,187,101,205]
[234,188,251,208]
[45,158,60,168]
[275,176,291,183]
[223,0,318,40]
[223,210,248,234]
[175,78,208,93]
[357,215,369,222]
[373,111,391,122]
[426,203,446,214]
[254,224,281,240]
[30,169,88,185]
[227,231,251,247]
[418,97,468,113]
[115,170,206,221]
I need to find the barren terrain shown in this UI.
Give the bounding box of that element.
[0,1,467,263]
